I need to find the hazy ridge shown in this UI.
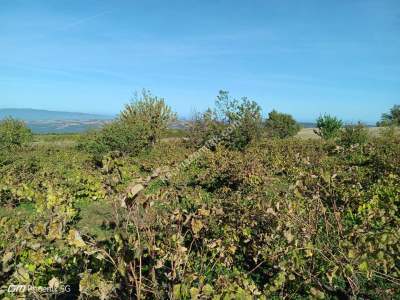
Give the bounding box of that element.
[0,108,113,133]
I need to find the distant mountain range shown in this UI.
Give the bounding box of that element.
[0,108,113,121]
[0,108,114,133]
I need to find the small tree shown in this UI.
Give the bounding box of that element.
[0,118,32,150]
[314,114,343,140]
[120,89,176,146]
[188,108,223,149]
[215,90,263,150]
[79,89,176,160]
[265,110,301,139]
[188,91,263,150]
[377,104,400,126]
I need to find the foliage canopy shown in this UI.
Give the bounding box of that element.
[0,117,32,150]
[264,110,301,139]
[120,89,176,146]
[189,90,263,150]
[314,114,343,140]
[79,89,175,159]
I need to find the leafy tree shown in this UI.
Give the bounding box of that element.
[314,114,343,140]
[264,110,301,139]
[338,122,369,147]
[216,90,263,150]
[120,89,176,146]
[188,108,223,148]
[79,89,175,160]
[188,91,263,150]
[0,117,32,150]
[377,104,400,126]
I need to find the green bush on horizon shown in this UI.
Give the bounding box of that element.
[0,117,33,150]
[338,122,369,147]
[120,89,176,146]
[78,89,176,160]
[314,114,343,140]
[188,90,263,150]
[264,110,301,139]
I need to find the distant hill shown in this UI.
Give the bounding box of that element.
[0,108,112,121]
[0,108,114,133]
[299,122,316,128]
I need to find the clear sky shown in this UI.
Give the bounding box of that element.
[1,0,399,123]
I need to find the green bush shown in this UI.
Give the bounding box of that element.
[0,118,32,150]
[314,114,343,140]
[78,121,150,160]
[188,108,223,149]
[338,122,369,147]
[264,110,301,139]
[188,91,263,150]
[120,89,176,146]
[79,89,175,159]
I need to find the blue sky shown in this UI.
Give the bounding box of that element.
[1,0,399,123]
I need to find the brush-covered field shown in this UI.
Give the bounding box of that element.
[0,94,399,299]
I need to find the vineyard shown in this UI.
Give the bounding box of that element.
[0,97,399,299]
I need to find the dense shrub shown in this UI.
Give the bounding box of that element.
[188,108,223,149]
[338,122,369,147]
[78,121,150,160]
[120,89,176,146]
[0,118,32,150]
[314,114,343,140]
[188,90,263,150]
[79,90,175,159]
[377,104,400,126]
[264,110,301,138]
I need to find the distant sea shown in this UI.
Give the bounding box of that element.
[26,120,111,134]
[0,108,113,134]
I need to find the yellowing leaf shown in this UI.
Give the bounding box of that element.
[2,252,13,264]
[189,287,199,299]
[310,287,325,299]
[359,261,369,273]
[198,208,210,217]
[15,267,30,283]
[67,229,86,248]
[348,249,356,259]
[191,219,204,235]
[47,222,63,241]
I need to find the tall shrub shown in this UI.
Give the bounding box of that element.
[265,110,301,139]
[189,91,263,150]
[338,122,369,147]
[0,118,33,150]
[120,89,176,146]
[314,114,343,140]
[79,90,175,159]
